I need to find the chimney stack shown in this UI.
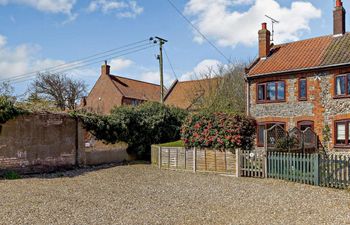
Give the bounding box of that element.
[258,22,271,59]
[334,0,346,36]
[101,60,110,75]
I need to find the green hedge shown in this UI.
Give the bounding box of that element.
[72,102,188,159]
[181,112,256,150]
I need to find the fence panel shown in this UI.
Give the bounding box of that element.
[153,146,236,174]
[267,152,319,185]
[320,154,350,188]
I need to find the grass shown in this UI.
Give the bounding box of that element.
[158,140,185,147]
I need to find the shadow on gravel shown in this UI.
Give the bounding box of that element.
[1,161,150,180]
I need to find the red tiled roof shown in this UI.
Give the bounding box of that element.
[109,75,161,101]
[164,78,220,110]
[247,33,350,76]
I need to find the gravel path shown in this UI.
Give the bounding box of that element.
[0,164,349,225]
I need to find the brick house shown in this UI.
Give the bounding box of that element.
[245,0,350,151]
[82,62,161,114]
[164,78,220,110]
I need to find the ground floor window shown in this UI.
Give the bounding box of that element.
[335,120,350,146]
[297,121,314,131]
[257,122,286,147]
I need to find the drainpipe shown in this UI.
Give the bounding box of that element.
[244,74,251,116]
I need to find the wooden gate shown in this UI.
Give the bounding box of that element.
[267,152,319,185]
[237,150,266,178]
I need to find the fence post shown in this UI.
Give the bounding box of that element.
[193,147,197,173]
[158,146,162,169]
[314,154,319,186]
[236,149,241,177]
[264,129,268,178]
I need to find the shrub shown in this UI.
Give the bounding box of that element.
[181,112,256,150]
[73,102,188,159]
[0,96,27,124]
[3,171,21,180]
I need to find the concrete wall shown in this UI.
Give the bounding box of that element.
[85,148,130,166]
[0,113,85,174]
[249,67,350,151]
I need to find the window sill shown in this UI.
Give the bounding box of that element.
[298,98,307,101]
[334,145,350,149]
[256,100,286,104]
[333,95,350,99]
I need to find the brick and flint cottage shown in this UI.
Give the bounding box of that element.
[82,62,161,114]
[245,0,350,151]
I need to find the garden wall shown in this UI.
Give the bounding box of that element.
[0,113,131,175]
[0,112,85,174]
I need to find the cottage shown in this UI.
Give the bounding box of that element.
[82,62,161,114]
[245,0,350,151]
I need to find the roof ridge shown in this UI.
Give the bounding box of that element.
[272,33,338,48]
[109,74,160,87]
[177,77,220,84]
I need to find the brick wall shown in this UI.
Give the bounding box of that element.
[249,67,350,151]
[85,74,123,114]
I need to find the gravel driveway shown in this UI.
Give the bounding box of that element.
[0,164,349,225]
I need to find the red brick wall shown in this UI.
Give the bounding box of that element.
[85,74,123,114]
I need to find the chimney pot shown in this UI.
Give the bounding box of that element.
[262,22,267,30]
[336,0,343,7]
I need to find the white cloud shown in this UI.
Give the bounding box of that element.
[180,59,223,81]
[0,0,77,21]
[110,58,134,72]
[140,71,172,86]
[184,0,321,47]
[0,35,7,48]
[88,0,143,18]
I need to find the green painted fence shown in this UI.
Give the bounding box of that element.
[319,154,350,188]
[267,152,319,185]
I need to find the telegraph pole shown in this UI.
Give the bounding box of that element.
[154,36,168,104]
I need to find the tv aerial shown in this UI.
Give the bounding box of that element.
[265,15,280,42]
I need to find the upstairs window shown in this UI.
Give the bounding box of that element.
[299,78,307,100]
[335,120,350,146]
[335,74,350,97]
[257,81,285,103]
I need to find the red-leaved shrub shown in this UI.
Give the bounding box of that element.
[181,112,256,150]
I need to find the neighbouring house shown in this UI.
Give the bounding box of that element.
[82,62,161,114]
[245,0,350,152]
[164,78,220,110]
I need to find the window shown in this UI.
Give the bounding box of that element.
[335,74,350,97]
[257,122,286,146]
[257,81,285,103]
[297,121,314,131]
[299,78,307,100]
[335,120,350,146]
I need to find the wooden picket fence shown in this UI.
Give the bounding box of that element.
[319,154,350,188]
[267,152,319,185]
[151,145,236,174]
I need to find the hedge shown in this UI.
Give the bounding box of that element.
[181,112,256,150]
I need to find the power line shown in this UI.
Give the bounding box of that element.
[166,0,231,63]
[10,44,157,84]
[164,47,178,80]
[0,38,151,83]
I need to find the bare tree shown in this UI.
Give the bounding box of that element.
[187,62,247,114]
[31,72,87,111]
[0,81,14,98]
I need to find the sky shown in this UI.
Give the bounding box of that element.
[0,0,346,96]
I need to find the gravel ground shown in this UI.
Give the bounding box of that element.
[0,164,350,225]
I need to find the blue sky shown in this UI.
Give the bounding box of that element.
[0,0,346,95]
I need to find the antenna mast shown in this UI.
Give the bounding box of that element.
[265,15,280,42]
